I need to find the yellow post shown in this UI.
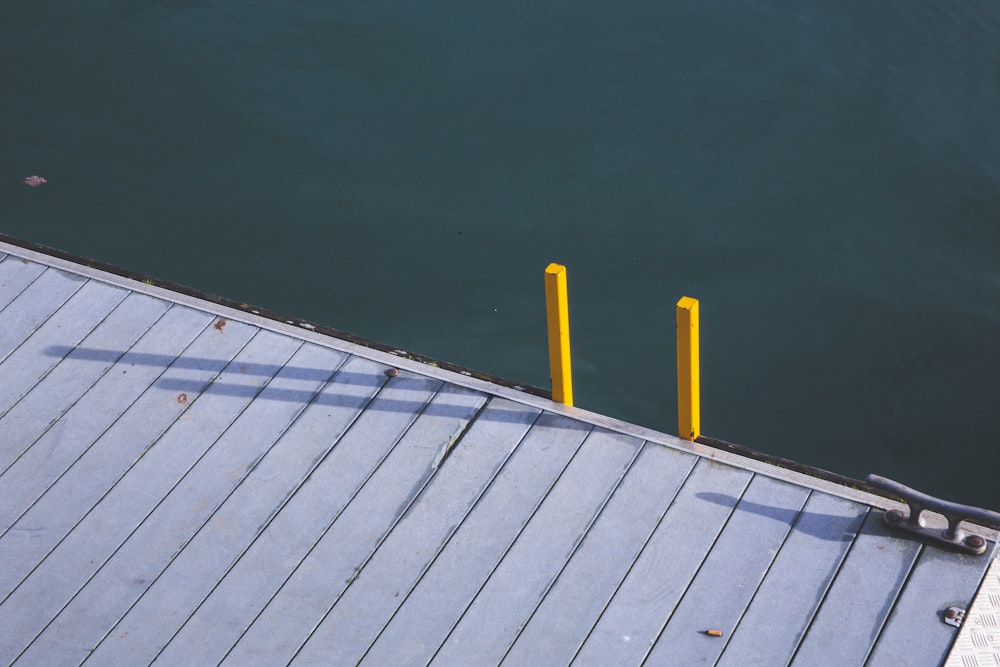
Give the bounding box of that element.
[676,296,700,440]
[544,263,573,406]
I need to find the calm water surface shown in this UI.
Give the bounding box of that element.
[4,1,1000,507]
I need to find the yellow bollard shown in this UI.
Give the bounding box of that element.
[544,263,573,406]
[676,296,700,440]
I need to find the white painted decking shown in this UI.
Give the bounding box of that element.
[0,238,995,666]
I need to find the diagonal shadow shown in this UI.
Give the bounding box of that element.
[697,492,867,543]
[47,346,360,384]
[43,345,565,424]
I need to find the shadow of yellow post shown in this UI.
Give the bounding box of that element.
[544,263,573,406]
[676,296,700,440]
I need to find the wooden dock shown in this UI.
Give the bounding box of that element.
[0,237,996,666]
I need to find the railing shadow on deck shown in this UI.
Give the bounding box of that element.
[42,346,575,425]
[697,492,868,542]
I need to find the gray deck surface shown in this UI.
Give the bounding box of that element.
[0,242,995,666]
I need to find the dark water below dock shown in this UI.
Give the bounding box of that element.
[3,1,1000,508]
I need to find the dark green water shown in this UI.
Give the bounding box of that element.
[4,2,1000,507]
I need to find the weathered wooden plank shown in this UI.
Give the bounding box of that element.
[156,370,445,666]
[716,492,869,666]
[20,339,324,664]
[360,412,589,666]
[430,428,644,666]
[0,281,127,425]
[0,318,257,601]
[0,328,296,663]
[644,475,811,665]
[572,459,753,666]
[0,292,169,476]
[867,541,995,666]
[298,411,589,664]
[0,256,46,311]
[501,443,698,665]
[0,268,87,363]
[220,387,494,667]
[790,511,922,665]
[0,305,212,533]
[24,343,349,666]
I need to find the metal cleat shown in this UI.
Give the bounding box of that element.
[866,474,1000,555]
